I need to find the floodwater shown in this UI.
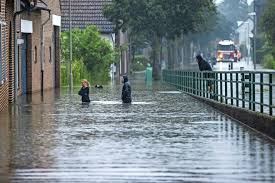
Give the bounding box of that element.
[0,79,275,183]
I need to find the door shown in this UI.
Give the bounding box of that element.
[53,26,60,88]
[21,34,28,94]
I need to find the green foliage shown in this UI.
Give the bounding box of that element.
[105,0,216,39]
[263,54,275,69]
[261,0,275,57]
[191,11,235,52]
[218,0,249,29]
[132,55,150,71]
[104,0,216,79]
[61,26,115,85]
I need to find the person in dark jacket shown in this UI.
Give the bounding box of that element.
[78,79,91,103]
[196,54,214,93]
[196,54,212,72]
[121,75,132,103]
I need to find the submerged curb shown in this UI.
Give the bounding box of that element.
[189,94,275,141]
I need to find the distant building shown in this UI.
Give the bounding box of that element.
[0,0,61,113]
[60,0,130,78]
[235,17,254,57]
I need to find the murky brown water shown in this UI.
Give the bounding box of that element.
[0,80,275,183]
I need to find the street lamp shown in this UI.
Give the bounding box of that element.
[69,0,73,91]
[248,8,256,70]
[244,22,250,64]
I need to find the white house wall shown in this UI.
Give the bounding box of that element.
[236,19,254,46]
[101,34,114,48]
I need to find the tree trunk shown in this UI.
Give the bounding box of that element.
[168,40,172,69]
[152,35,161,80]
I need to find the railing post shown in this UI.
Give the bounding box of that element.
[269,73,273,116]
[179,71,181,89]
[241,73,245,108]
[187,72,189,93]
[230,72,233,105]
[191,72,193,94]
[215,72,218,101]
[196,72,199,96]
[181,71,183,90]
[236,73,239,107]
[175,71,179,89]
[178,71,180,90]
[185,72,187,93]
[252,73,256,111]
[260,73,264,113]
[197,72,200,96]
[220,73,223,103]
[202,73,205,98]
[249,73,252,110]
[207,72,210,98]
[199,72,202,97]
[225,73,228,104]
[193,72,195,94]
[188,72,190,93]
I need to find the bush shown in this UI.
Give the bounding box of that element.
[132,55,150,71]
[61,25,116,86]
[263,54,275,69]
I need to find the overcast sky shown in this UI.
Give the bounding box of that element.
[215,0,253,5]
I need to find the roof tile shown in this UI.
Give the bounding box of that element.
[60,0,115,33]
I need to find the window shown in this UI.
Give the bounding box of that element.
[49,46,51,63]
[17,45,20,89]
[3,23,6,82]
[0,21,6,85]
[217,44,235,51]
[34,46,37,63]
[0,24,2,85]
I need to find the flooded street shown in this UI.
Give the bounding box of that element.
[0,80,275,183]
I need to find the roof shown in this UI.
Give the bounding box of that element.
[60,0,115,33]
[218,40,234,45]
[236,17,253,29]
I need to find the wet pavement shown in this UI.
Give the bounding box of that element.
[0,79,275,183]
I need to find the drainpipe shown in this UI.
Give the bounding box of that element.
[40,10,51,95]
[13,9,27,101]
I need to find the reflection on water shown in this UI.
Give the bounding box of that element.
[0,82,274,183]
[91,101,156,105]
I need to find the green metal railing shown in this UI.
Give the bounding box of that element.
[163,70,275,116]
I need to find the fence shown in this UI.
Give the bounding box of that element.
[163,70,275,116]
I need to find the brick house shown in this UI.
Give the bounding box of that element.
[0,0,11,112]
[60,0,130,81]
[0,0,61,113]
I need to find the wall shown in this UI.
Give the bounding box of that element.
[20,0,61,93]
[0,0,14,112]
[0,0,61,112]
[43,0,61,91]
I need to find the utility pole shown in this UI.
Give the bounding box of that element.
[69,0,73,91]
[253,0,257,70]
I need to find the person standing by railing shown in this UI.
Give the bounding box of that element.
[196,55,214,97]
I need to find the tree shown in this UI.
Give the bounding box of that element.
[191,12,234,53]
[61,26,115,83]
[218,0,249,29]
[261,0,275,68]
[261,0,275,56]
[104,0,216,79]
